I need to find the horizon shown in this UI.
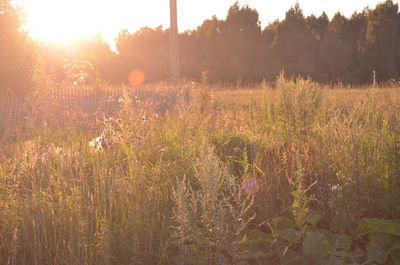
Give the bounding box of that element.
[13,0,398,48]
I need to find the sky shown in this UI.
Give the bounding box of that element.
[12,0,399,46]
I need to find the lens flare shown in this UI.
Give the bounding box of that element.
[242,177,259,195]
[128,69,145,86]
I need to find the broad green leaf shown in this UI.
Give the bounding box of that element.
[329,211,348,234]
[241,230,275,247]
[304,211,325,226]
[303,231,330,263]
[389,245,400,264]
[240,230,275,261]
[336,234,352,251]
[272,217,296,229]
[357,218,400,237]
[311,228,336,247]
[240,249,274,260]
[366,234,393,264]
[275,228,299,244]
[276,247,305,265]
[350,247,367,265]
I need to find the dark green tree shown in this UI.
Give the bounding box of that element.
[306,12,329,41]
[271,3,317,77]
[191,15,225,79]
[114,26,169,83]
[223,2,262,81]
[63,0,400,85]
[316,13,352,81]
[364,0,399,81]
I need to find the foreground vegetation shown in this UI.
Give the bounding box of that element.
[1,76,400,264]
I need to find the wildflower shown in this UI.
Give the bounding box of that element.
[135,135,143,145]
[89,136,104,151]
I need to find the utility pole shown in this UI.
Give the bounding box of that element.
[169,0,180,86]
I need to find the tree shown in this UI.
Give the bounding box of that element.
[306,12,329,41]
[78,0,400,85]
[114,26,169,83]
[364,0,399,81]
[40,35,115,84]
[317,34,352,81]
[223,2,262,81]
[270,3,317,77]
[0,0,37,95]
[314,13,351,81]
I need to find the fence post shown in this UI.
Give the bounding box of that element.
[0,96,4,133]
[169,0,180,87]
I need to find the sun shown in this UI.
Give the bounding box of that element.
[15,0,172,46]
[15,0,116,44]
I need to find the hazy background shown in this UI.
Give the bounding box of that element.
[14,0,395,44]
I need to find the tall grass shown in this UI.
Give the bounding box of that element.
[1,77,399,264]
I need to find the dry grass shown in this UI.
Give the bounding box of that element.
[1,77,399,264]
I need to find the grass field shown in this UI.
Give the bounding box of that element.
[1,76,400,265]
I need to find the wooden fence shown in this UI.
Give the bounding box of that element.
[0,96,27,134]
[0,85,189,137]
[0,87,163,136]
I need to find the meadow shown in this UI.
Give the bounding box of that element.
[1,75,400,265]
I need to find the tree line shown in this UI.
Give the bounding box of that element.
[1,0,400,94]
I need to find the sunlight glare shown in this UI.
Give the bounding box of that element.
[15,0,386,46]
[18,0,98,43]
[16,0,142,44]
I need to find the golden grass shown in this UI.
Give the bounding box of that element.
[1,79,399,264]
